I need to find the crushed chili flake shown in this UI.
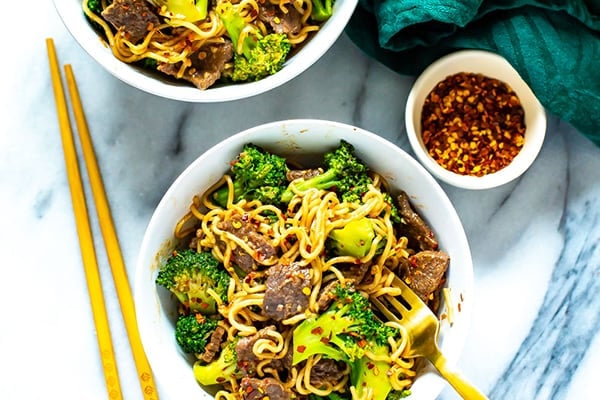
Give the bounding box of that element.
[421,72,526,176]
[311,327,324,335]
[296,345,306,353]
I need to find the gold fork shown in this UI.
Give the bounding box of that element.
[371,268,488,400]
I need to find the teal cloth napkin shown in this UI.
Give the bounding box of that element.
[346,0,600,146]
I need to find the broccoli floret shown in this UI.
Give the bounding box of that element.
[311,0,334,22]
[86,0,102,14]
[386,390,412,400]
[212,143,289,207]
[280,140,372,204]
[327,218,376,258]
[292,283,399,365]
[175,313,219,354]
[309,393,349,400]
[156,249,230,314]
[193,338,240,386]
[217,2,291,82]
[137,58,158,71]
[149,0,208,21]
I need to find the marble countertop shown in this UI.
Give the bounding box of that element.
[2,2,599,400]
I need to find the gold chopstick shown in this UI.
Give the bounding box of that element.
[46,38,123,400]
[46,38,159,400]
[64,64,159,399]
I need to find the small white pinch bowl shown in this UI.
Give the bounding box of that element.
[405,50,547,190]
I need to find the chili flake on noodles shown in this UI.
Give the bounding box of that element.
[421,72,526,176]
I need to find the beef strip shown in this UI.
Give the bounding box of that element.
[286,168,323,182]
[265,345,293,372]
[264,262,311,321]
[217,213,277,271]
[309,358,347,387]
[236,326,278,375]
[240,376,291,400]
[397,191,439,251]
[405,250,450,303]
[340,262,370,283]
[315,280,338,312]
[158,41,234,90]
[257,3,303,34]
[101,0,160,43]
[199,325,226,363]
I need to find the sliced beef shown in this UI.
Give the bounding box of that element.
[217,213,277,270]
[405,250,450,303]
[257,3,303,34]
[266,345,293,372]
[397,191,438,251]
[341,262,370,283]
[264,262,311,321]
[236,326,278,375]
[286,168,323,182]
[199,325,226,363]
[309,358,347,387]
[315,280,339,312]
[158,41,234,90]
[240,376,291,400]
[101,0,160,43]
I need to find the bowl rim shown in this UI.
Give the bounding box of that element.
[405,49,547,190]
[134,119,475,399]
[52,0,358,102]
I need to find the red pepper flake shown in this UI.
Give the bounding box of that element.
[421,72,526,176]
[194,314,206,323]
[311,327,324,335]
[297,345,306,353]
[357,339,367,348]
[320,337,330,345]
[458,302,462,312]
[367,362,375,370]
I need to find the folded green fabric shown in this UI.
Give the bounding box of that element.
[346,0,600,146]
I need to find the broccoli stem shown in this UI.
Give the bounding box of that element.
[280,168,339,203]
[311,0,334,21]
[350,344,394,400]
[212,181,243,208]
[193,342,239,385]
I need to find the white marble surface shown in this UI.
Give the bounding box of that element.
[1,2,599,400]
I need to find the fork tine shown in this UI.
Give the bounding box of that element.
[386,296,411,316]
[388,271,425,306]
[371,296,402,324]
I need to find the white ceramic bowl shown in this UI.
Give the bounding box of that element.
[135,119,474,399]
[405,50,547,190]
[53,0,357,102]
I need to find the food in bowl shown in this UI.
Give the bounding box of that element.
[154,144,453,397]
[83,0,334,90]
[421,72,526,177]
[135,120,472,400]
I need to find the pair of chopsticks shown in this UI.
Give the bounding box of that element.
[46,38,159,400]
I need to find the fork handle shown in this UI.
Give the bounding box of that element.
[428,350,488,400]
